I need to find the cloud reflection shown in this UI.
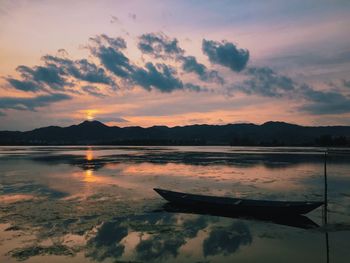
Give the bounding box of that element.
[203,221,252,257]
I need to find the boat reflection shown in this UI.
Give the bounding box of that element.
[157,203,320,229]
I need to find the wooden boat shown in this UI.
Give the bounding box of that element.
[154,188,323,215]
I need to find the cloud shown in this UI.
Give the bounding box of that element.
[343,80,350,88]
[89,35,134,78]
[181,56,224,84]
[300,84,350,114]
[6,33,219,99]
[89,34,127,50]
[137,33,224,84]
[97,117,129,123]
[96,47,134,78]
[16,64,67,90]
[236,66,296,97]
[138,33,184,59]
[110,15,120,24]
[5,78,42,92]
[267,50,350,68]
[202,39,249,72]
[81,85,106,98]
[0,93,71,111]
[184,83,202,92]
[43,55,115,86]
[7,52,115,95]
[233,66,350,115]
[89,35,206,93]
[6,63,69,92]
[131,63,184,92]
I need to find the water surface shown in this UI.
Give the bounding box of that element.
[0,146,349,262]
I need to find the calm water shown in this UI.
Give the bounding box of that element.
[0,146,349,262]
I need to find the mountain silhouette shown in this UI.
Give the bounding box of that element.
[0,120,349,146]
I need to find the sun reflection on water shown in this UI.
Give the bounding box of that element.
[84,147,97,182]
[84,169,97,182]
[86,148,94,161]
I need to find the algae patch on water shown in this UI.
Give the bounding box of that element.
[8,244,76,261]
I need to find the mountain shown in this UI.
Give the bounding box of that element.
[0,120,349,146]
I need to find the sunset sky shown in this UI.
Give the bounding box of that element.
[1,0,350,130]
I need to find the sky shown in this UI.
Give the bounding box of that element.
[0,0,350,131]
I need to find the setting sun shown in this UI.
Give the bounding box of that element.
[83,110,99,121]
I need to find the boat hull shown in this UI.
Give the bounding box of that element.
[154,188,323,215]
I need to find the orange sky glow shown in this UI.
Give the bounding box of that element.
[0,1,350,130]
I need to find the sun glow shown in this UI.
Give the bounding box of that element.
[83,109,99,121]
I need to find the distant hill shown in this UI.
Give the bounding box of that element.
[0,120,349,146]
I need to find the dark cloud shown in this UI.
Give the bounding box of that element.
[7,53,115,95]
[234,66,350,115]
[0,93,71,111]
[89,36,134,78]
[88,36,130,78]
[138,33,184,59]
[6,78,42,92]
[95,47,134,78]
[131,62,184,92]
[89,35,204,93]
[16,64,67,90]
[43,55,115,86]
[81,85,106,98]
[267,50,350,68]
[137,33,224,84]
[236,66,296,97]
[184,83,202,92]
[89,34,127,50]
[181,56,224,84]
[300,84,350,114]
[6,63,69,92]
[343,80,350,88]
[6,33,218,100]
[202,39,249,72]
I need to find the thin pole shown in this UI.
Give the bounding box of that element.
[324,150,328,225]
[324,150,329,263]
[325,231,329,263]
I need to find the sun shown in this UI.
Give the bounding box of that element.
[87,114,94,121]
[84,109,98,121]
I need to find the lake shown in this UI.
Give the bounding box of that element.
[0,146,349,262]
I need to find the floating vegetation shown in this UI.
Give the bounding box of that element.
[8,245,76,261]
